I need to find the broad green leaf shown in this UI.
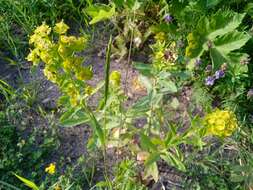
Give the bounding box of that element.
[214,31,251,55]
[209,48,227,69]
[85,4,115,24]
[186,10,246,67]
[14,174,39,190]
[209,32,250,68]
[207,11,245,40]
[230,174,245,183]
[133,62,153,76]
[186,10,250,70]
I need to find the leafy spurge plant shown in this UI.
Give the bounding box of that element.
[27,21,92,107]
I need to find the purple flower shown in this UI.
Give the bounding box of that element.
[205,65,212,73]
[247,89,253,98]
[164,14,173,23]
[195,58,202,67]
[214,70,225,79]
[205,76,215,86]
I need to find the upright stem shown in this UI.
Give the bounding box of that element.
[124,10,135,93]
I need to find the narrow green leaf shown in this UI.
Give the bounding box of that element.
[83,104,105,146]
[0,180,22,190]
[14,174,39,190]
[161,152,186,172]
[60,116,90,127]
[59,108,90,127]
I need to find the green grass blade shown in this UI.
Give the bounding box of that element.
[104,35,112,105]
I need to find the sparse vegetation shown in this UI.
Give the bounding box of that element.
[1,0,253,189]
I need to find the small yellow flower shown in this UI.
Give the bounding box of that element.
[155,51,164,60]
[203,109,238,138]
[54,20,69,34]
[54,184,61,190]
[62,58,73,71]
[85,85,94,95]
[27,48,40,65]
[75,67,93,81]
[45,163,56,174]
[110,71,121,86]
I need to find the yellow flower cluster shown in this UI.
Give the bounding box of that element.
[154,32,166,42]
[203,109,238,138]
[27,21,93,106]
[45,163,56,175]
[153,41,178,71]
